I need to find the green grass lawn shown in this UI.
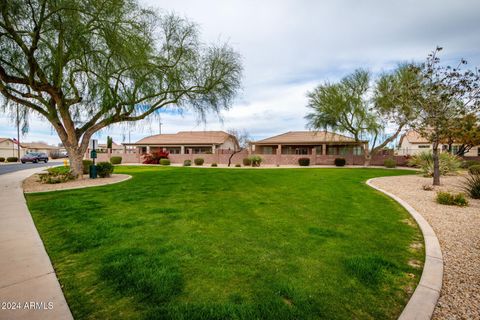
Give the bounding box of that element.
[26,167,423,320]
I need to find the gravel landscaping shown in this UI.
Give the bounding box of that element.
[23,173,131,193]
[370,174,480,320]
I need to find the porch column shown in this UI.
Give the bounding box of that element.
[322,144,327,155]
[180,146,185,154]
[276,144,282,166]
[212,144,216,153]
[146,146,151,153]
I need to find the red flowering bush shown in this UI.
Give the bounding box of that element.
[142,151,169,164]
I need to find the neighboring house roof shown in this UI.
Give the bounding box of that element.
[127,131,238,147]
[98,142,123,150]
[253,131,366,145]
[398,130,430,146]
[22,142,59,150]
[0,137,11,144]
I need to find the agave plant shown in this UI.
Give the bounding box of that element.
[408,151,461,176]
[463,173,480,199]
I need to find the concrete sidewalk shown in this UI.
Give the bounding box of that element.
[0,168,73,320]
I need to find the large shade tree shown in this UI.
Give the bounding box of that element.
[305,67,420,165]
[0,0,242,177]
[443,113,480,156]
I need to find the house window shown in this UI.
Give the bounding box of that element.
[295,147,309,155]
[327,146,337,155]
[418,145,430,149]
[451,145,459,154]
[315,146,322,155]
[353,146,363,155]
[166,147,181,154]
[262,146,273,154]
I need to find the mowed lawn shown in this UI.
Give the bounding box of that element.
[26,167,423,320]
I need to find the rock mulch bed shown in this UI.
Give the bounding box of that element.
[23,173,131,193]
[370,174,480,320]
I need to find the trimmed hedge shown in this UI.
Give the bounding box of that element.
[298,158,310,166]
[110,156,122,164]
[183,160,191,166]
[82,160,93,174]
[6,157,18,162]
[194,158,204,166]
[242,158,251,166]
[160,159,171,165]
[384,158,396,168]
[334,158,346,167]
[468,165,480,175]
[235,164,241,167]
[0,157,4,162]
[96,162,114,178]
[211,163,218,167]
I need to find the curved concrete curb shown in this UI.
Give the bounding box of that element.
[24,174,132,194]
[366,178,443,320]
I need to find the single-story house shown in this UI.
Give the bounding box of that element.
[251,131,367,156]
[397,130,480,157]
[97,141,124,154]
[0,138,25,158]
[22,142,60,156]
[123,131,240,154]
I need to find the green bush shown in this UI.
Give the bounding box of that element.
[211,163,218,167]
[249,155,262,167]
[436,191,468,207]
[0,157,4,162]
[39,167,75,184]
[183,160,191,166]
[334,158,346,166]
[160,159,171,165]
[460,160,480,169]
[468,165,480,175]
[110,156,122,165]
[242,158,251,166]
[384,158,396,168]
[96,162,114,178]
[298,158,310,166]
[463,174,480,199]
[194,158,204,166]
[82,160,93,174]
[408,151,461,176]
[235,164,241,167]
[6,157,18,162]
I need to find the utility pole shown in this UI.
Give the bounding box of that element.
[16,105,20,159]
[159,115,163,134]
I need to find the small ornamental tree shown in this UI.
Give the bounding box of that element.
[227,129,251,167]
[442,113,480,156]
[409,47,480,185]
[0,0,242,178]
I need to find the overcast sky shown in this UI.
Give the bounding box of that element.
[1,0,479,145]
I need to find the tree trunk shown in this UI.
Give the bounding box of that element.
[432,143,440,186]
[228,149,242,167]
[363,150,371,167]
[68,148,86,178]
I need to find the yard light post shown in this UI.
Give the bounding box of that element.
[89,139,98,179]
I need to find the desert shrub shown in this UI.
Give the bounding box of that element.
[334,158,346,166]
[96,162,114,178]
[6,157,18,162]
[82,160,93,174]
[242,158,251,166]
[235,164,241,167]
[463,174,480,199]
[408,151,461,176]
[298,158,310,166]
[110,156,122,165]
[142,151,169,164]
[249,155,262,167]
[183,160,191,166]
[460,160,480,169]
[384,158,396,168]
[211,163,218,167]
[436,191,468,207]
[39,167,75,184]
[160,159,171,165]
[468,165,480,175]
[0,157,4,162]
[194,158,204,166]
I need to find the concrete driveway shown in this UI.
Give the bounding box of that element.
[0,161,61,176]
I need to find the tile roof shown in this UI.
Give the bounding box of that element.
[22,142,60,150]
[130,131,235,145]
[253,131,365,144]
